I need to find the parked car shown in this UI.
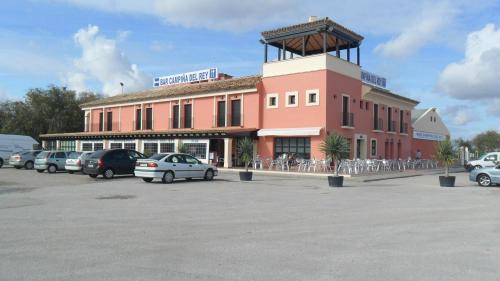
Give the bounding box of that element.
[65,151,93,174]
[466,152,500,171]
[0,134,39,168]
[8,150,42,169]
[83,149,146,179]
[469,164,500,186]
[134,153,217,183]
[34,151,73,173]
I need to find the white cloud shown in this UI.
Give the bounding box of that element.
[374,1,456,58]
[65,25,150,96]
[437,24,500,100]
[444,105,476,126]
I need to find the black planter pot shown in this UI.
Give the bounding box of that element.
[328,176,344,187]
[239,171,253,181]
[439,176,456,187]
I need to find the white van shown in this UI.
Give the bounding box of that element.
[466,152,500,171]
[0,134,39,168]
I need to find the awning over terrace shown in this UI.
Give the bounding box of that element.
[257,127,322,137]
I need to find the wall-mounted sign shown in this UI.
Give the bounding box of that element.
[413,131,446,141]
[361,70,387,88]
[154,68,218,87]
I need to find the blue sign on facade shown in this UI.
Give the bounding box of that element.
[153,68,218,88]
[361,70,387,88]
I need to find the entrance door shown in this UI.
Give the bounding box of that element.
[356,139,361,159]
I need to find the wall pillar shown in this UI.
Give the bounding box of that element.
[136,139,142,153]
[75,140,81,151]
[42,140,47,150]
[174,139,182,153]
[224,138,233,168]
[56,140,61,150]
[103,139,109,149]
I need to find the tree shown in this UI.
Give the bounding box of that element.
[0,86,100,141]
[472,130,500,154]
[237,137,254,172]
[434,139,457,177]
[319,133,349,177]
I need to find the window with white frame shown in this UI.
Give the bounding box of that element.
[371,139,377,158]
[143,142,159,155]
[124,143,136,150]
[305,89,319,106]
[93,142,104,151]
[160,142,175,153]
[110,142,123,149]
[266,93,278,108]
[82,143,93,151]
[285,91,298,107]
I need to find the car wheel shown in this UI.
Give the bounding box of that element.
[15,166,22,169]
[0,158,3,168]
[68,171,74,174]
[24,161,34,170]
[477,174,492,187]
[36,169,44,173]
[103,168,114,179]
[204,169,214,181]
[89,174,98,178]
[162,171,174,184]
[47,165,57,174]
[474,165,482,170]
[142,178,153,183]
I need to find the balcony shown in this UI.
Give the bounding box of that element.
[133,120,153,131]
[169,117,194,129]
[400,123,409,134]
[388,120,397,133]
[373,118,383,131]
[341,112,354,128]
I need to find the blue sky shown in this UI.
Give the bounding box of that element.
[1,0,499,139]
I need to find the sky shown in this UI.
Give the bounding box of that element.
[0,0,499,139]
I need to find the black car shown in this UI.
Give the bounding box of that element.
[83,149,146,179]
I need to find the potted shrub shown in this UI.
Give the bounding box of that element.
[177,143,189,154]
[238,137,254,181]
[435,139,457,187]
[320,132,349,187]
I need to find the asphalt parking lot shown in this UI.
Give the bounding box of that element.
[1,167,500,281]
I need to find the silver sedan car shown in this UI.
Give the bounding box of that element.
[469,164,500,186]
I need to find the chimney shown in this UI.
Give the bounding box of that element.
[308,16,318,22]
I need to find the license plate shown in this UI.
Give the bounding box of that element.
[88,164,94,168]
[140,163,147,167]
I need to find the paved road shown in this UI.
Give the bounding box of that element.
[1,168,499,281]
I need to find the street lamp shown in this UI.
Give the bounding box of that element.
[120,82,124,94]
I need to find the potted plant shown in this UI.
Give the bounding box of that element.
[320,132,349,187]
[238,137,254,181]
[177,143,189,154]
[435,139,457,187]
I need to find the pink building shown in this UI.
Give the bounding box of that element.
[41,17,421,167]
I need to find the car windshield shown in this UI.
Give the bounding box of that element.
[149,154,168,160]
[67,152,82,159]
[80,152,93,159]
[36,151,50,159]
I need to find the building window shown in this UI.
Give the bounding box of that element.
[305,89,319,106]
[160,142,175,153]
[184,143,207,159]
[143,142,158,155]
[184,104,192,128]
[217,101,226,127]
[135,108,142,130]
[231,99,241,126]
[99,112,104,132]
[371,139,377,158]
[285,91,298,107]
[59,141,75,151]
[267,93,278,108]
[82,143,93,151]
[360,100,364,109]
[145,107,153,130]
[110,142,123,149]
[172,105,180,129]
[124,143,136,150]
[93,143,104,151]
[274,137,310,159]
[107,111,113,131]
